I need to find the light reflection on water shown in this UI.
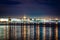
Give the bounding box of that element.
[0,23,59,40]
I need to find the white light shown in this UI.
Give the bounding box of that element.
[0,18,8,21]
[32,18,34,20]
[11,18,21,22]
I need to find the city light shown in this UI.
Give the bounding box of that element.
[0,16,59,40]
[0,16,59,23]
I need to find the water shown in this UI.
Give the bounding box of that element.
[0,23,59,40]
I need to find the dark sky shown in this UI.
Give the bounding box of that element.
[0,0,60,17]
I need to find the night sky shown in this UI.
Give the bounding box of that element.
[0,0,60,17]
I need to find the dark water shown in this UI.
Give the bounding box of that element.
[0,23,59,40]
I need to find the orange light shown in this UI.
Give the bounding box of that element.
[23,16,26,19]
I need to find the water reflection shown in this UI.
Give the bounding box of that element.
[0,23,58,40]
